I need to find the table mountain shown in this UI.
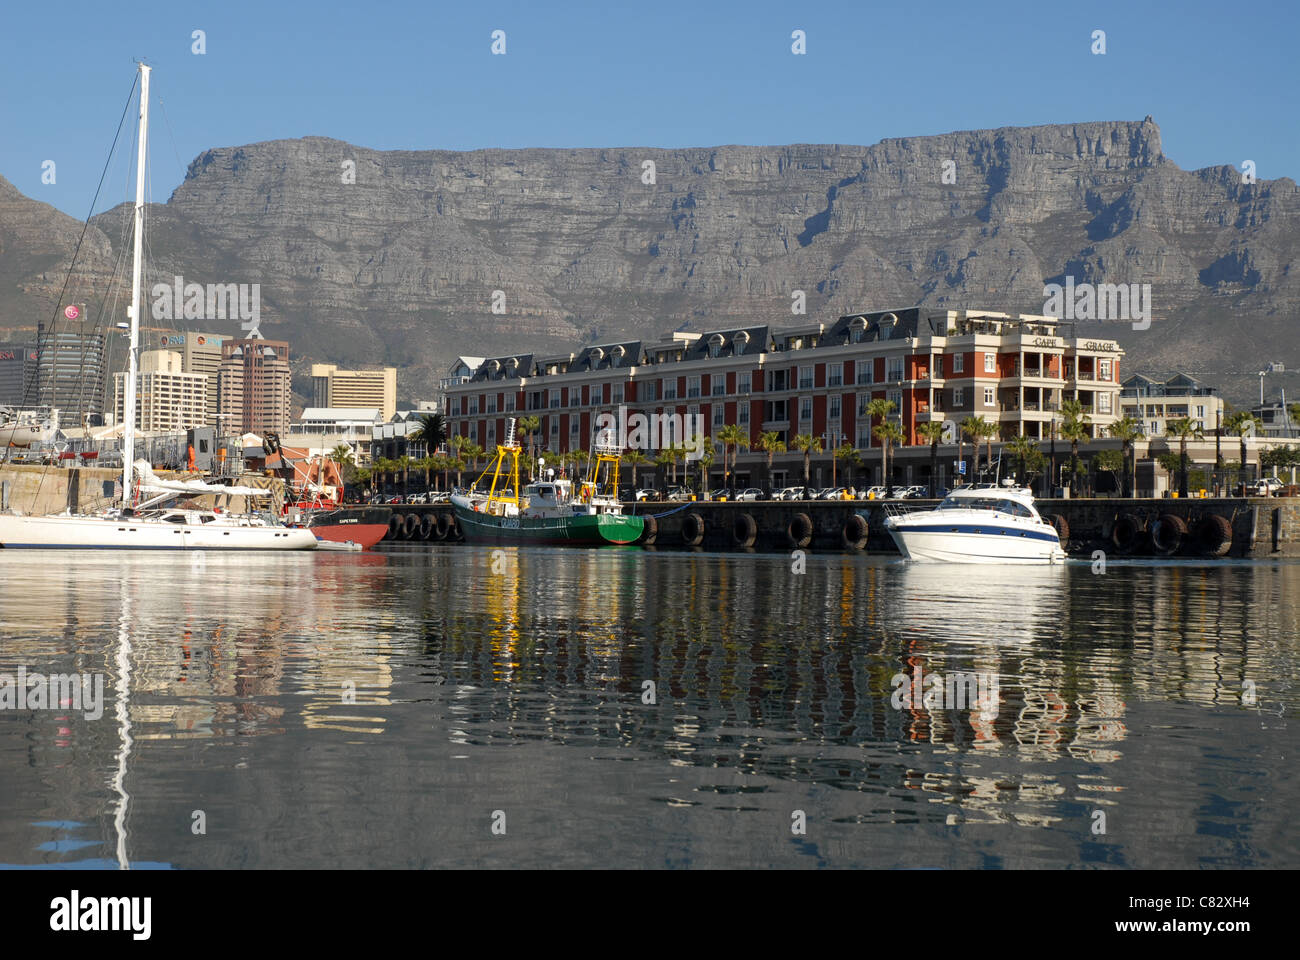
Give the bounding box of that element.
[1,117,1296,407]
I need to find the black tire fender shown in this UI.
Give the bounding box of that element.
[840,513,868,551]
[787,512,813,549]
[732,512,757,548]
[681,512,705,547]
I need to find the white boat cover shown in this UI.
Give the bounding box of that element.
[133,460,274,498]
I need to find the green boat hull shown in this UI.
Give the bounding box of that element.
[452,502,644,546]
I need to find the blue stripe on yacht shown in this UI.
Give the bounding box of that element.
[895,524,1059,542]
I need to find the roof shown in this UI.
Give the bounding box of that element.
[298,407,383,422]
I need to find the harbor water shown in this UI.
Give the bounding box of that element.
[0,547,1296,869]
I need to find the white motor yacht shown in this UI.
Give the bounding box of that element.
[884,485,1066,564]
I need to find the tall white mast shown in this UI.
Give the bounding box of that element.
[122,63,149,503]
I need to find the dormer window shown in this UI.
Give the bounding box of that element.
[611,345,625,367]
[708,334,724,358]
[852,317,869,343]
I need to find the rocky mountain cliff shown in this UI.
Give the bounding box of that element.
[2,118,1296,407]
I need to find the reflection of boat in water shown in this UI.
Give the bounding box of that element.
[0,406,57,447]
[451,419,644,546]
[891,561,1067,645]
[885,485,1065,564]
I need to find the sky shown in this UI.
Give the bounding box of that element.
[2,0,1297,219]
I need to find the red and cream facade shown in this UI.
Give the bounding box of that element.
[443,308,1124,487]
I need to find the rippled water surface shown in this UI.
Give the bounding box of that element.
[1,547,1296,869]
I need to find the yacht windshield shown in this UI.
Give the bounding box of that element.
[937,496,1033,517]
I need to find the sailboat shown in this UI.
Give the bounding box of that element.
[0,64,316,551]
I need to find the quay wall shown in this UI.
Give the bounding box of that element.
[371,497,1300,559]
[0,464,284,516]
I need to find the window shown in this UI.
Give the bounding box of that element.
[713,405,724,427]
[663,379,677,400]
[953,387,965,407]
[888,390,902,411]
[738,372,751,395]
[799,366,813,389]
[505,394,515,412]
[688,376,701,398]
[857,393,869,416]
[984,353,996,373]
[486,395,497,414]
[1150,420,1158,435]
[800,397,812,422]
[1099,394,1112,414]
[887,357,904,382]
[468,397,479,415]
[738,403,749,424]
[641,381,656,402]
[953,353,964,374]
[1099,360,1111,380]
[856,361,872,386]
[711,376,725,396]
[984,387,994,406]
[549,389,560,409]
[550,418,559,438]
[829,395,841,418]
[613,383,624,405]
[829,366,842,387]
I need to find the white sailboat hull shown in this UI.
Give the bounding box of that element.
[0,513,318,550]
[888,527,1065,564]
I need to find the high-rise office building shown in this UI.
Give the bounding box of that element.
[216,338,292,437]
[36,307,107,425]
[149,331,226,424]
[311,363,397,420]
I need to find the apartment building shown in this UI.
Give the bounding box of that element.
[1120,373,1224,437]
[443,308,1125,487]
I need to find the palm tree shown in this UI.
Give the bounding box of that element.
[754,430,786,491]
[1224,410,1263,491]
[1164,417,1203,498]
[329,443,355,467]
[916,421,946,497]
[1005,433,1038,488]
[395,455,414,496]
[832,442,858,489]
[790,433,823,497]
[1107,416,1143,498]
[978,418,1000,480]
[717,423,749,491]
[408,412,447,456]
[696,441,715,494]
[872,419,904,488]
[653,450,675,491]
[517,415,541,479]
[622,449,648,490]
[959,415,983,486]
[1059,399,1091,495]
[865,398,897,486]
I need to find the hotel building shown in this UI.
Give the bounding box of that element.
[442,308,1125,488]
[112,349,209,433]
[311,363,398,420]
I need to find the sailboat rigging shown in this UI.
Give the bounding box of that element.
[0,63,316,550]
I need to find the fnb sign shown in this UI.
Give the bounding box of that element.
[0,351,14,361]
[159,334,223,347]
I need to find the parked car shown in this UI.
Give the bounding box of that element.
[634,488,657,501]
[902,485,929,499]
[816,486,847,500]
[775,486,803,500]
[666,487,692,501]
[386,495,404,504]
[734,488,765,501]
[856,485,887,500]
[887,486,911,499]
[407,493,429,504]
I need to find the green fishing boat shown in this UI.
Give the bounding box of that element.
[450,419,645,546]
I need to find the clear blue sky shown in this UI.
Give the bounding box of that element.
[3,0,1297,219]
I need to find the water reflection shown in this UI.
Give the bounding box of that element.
[0,549,1295,868]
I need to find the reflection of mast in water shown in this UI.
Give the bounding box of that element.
[112,591,133,870]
